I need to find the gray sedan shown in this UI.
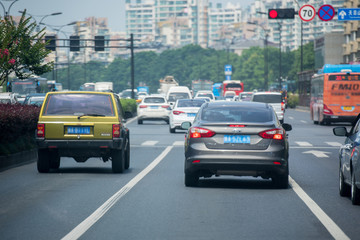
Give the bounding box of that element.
[181,101,292,188]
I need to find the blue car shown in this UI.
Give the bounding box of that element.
[333,114,360,205]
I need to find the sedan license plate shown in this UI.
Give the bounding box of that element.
[68,126,90,134]
[187,113,196,117]
[150,106,159,109]
[224,135,250,144]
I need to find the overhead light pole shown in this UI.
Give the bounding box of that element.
[0,0,18,18]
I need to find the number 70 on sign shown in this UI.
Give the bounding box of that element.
[299,5,316,21]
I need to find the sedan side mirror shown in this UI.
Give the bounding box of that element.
[282,123,292,131]
[333,127,348,137]
[181,121,192,130]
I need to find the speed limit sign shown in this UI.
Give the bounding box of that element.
[299,5,316,21]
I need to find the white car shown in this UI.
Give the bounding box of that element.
[169,99,206,133]
[0,92,18,104]
[250,92,285,123]
[194,90,215,101]
[137,95,170,124]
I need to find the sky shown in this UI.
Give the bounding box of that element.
[8,0,253,33]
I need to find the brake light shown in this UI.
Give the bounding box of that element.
[139,105,147,108]
[189,127,216,138]
[37,124,45,138]
[113,124,120,138]
[281,101,285,111]
[323,104,333,115]
[173,110,185,115]
[161,105,170,108]
[259,128,284,140]
[229,125,245,127]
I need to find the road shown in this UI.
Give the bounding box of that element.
[1,108,360,240]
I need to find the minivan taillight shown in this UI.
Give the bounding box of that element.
[259,128,284,140]
[113,124,120,138]
[189,127,216,138]
[37,123,45,138]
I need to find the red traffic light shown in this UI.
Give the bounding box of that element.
[269,9,278,19]
[268,8,295,19]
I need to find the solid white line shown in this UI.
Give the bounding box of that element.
[61,146,173,240]
[325,142,342,147]
[289,177,350,240]
[300,120,307,124]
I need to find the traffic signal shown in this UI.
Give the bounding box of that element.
[95,36,105,51]
[45,35,56,51]
[70,36,80,51]
[268,8,295,19]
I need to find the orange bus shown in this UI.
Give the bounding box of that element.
[222,80,244,96]
[310,64,360,125]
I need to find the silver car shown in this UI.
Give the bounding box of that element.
[182,101,292,188]
[251,92,285,123]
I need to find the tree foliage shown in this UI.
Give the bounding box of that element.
[0,10,53,86]
[45,42,315,93]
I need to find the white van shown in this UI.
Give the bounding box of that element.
[251,92,285,123]
[166,86,192,107]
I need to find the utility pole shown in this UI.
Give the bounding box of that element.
[130,33,135,99]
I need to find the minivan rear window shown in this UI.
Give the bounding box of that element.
[252,94,282,103]
[44,93,115,116]
[144,97,165,103]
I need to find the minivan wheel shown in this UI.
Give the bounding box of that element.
[272,174,288,189]
[37,149,50,173]
[112,149,125,173]
[351,173,360,205]
[339,168,350,197]
[185,172,199,187]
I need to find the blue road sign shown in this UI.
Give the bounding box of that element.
[318,5,335,21]
[224,64,232,75]
[225,75,231,80]
[338,8,360,21]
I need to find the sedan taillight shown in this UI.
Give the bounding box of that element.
[281,101,285,111]
[173,110,185,115]
[189,127,216,138]
[113,124,120,138]
[161,105,170,108]
[259,128,284,140]
[139,105,147,108]
[37,123,45,138]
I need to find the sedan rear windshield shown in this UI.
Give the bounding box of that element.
[144,97,165,103]
[201,107,273,123]
[252,94,282,103]
[43,94,115,116]
[177,100,205,108]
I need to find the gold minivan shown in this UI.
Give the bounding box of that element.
[36,91,130,173]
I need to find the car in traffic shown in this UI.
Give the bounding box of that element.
[239,91,253,101]
[137,95,170,124]
[251,92,285,123]
[0,92,18,104]
[169,99,206,133]
[194,90,215,101]
[23,93,46,106]
[181,101,292,188]
[166,86,192,107]
[333,113,360,205]
[36,91,130,173]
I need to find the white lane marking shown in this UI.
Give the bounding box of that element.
[173,141,184,146]
[141,141,158,146]
[61,146,173,240]
[326,142,342,147]
[300,120,307,123]
[295,141,313,147]
[289,177,350,240]
[303,150,330,158]
[288,116,294,120]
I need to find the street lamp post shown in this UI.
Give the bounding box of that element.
[0,0,18,18]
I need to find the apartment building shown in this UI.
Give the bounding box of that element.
[342,0,360,63]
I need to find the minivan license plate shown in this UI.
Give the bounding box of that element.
[224,135,250,144]
[68,126,90,134]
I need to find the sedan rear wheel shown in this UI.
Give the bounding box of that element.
[339,168,350,197]
[169,125,176,133]
[137,119,143,124]
[112,149,125,173]
[37,149,50,173]
[185,172,199,187]
[351,173,360,205]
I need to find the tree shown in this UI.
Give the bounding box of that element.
[0,10,53,87]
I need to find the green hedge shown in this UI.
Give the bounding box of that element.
[287,93,299,108]
[120,98,137,116]
[0,104,40,156]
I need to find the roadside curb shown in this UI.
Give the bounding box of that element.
[0,149,37,172]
